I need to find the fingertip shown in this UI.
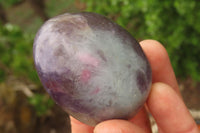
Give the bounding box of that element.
[140,39,169,69]
[140,39,165,50]
[147,82,175,114]
[139,40,179,93]
[94,120,145,133]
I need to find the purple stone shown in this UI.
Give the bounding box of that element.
[33,12,152,126]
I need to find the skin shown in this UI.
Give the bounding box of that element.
[70,40,199,133]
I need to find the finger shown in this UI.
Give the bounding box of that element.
[140,40,180,94]
[70,116,94,133]
[129,106,152,133]
[94,119,145,133]
[147,82,199,133]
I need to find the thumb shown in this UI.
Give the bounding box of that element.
[94,119,145,133]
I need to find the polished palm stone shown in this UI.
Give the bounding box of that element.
[33,12,152,126]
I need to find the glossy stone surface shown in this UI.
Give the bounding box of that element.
[33,12,152,126]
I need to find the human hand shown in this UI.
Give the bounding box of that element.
[70,40,200,133]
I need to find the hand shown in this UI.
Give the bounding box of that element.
[70,40,199,133]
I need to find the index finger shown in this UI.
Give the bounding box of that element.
[140,40,180,94]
